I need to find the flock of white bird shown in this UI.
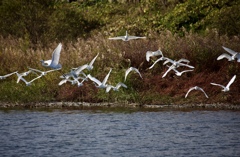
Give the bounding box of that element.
[0,31,239,99]
[146,45,238,98]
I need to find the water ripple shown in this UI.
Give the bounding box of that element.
[0,109,239,157]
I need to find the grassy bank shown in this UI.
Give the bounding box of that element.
[0,30,240,105]
[0,0,240,106]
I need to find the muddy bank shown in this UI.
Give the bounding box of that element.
[0,102,239,110]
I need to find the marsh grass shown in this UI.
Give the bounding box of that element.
[0,29,240,104]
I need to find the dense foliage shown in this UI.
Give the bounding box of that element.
[160,0,240,36]
[0,0,101,46]
[0,0,239,46]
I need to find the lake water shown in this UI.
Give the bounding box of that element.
[0,107,239,157]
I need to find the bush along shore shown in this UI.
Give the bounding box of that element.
[0,1,240,109]
[1,102,240,110]
[0,31,240,110]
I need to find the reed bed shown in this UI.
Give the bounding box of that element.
[0,30,240,105]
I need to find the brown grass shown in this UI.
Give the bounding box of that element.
[0,30,240,104]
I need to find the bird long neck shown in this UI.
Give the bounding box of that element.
[125,31,128,39]
[40,60,48,67]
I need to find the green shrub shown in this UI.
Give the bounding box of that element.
[160,0,240,36]
[47,2,101,43]
[0,0,56,45]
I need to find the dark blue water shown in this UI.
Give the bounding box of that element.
[0,108,239,157]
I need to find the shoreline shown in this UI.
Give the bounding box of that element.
[0,102,240,111]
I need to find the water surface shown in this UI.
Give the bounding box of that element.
[0,107,239,157]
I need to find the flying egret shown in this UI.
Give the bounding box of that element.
[28,67,60,76]
[40,43,62,69]
[217,46,240,62]
[87,68,112,89]
[210,75,236,92]
[59,71,88,86]
[17,74,43,86]
[106,82,127,93]
[146,49,163,62]
[61,53,99,79]
[163,58,194,69]
[58,76,84,86]
[172,68,193,76]
[72,79,85,87]
[217,53,233,61]
[87,53,99,70]
[124,67,143,82]
[0,71,18,80]
[65,64,89,79]
[71,76,88,87]
[16,70,38,83]
[108,31,146,41]
[148,56,167,69]
[162,65,176,78]
[60,72,87,82]
[58,78,71,86]
[166,65,194,76]
[163,58,190,65]
[185,86,209,98]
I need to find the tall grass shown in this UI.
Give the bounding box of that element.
[0,30,240,104]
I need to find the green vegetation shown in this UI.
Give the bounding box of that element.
[0,0,240,105]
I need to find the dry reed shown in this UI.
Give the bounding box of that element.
[0,30,240,104]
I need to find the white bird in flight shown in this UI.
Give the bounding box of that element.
[72,79,86,87]
[106,82,127,93]
[124,67,143,82]
[87,68,112,89]
[146,49,163,62]
[210,75,236,92]
[162,60,194,78]
[61,53,99,79]
[162,65,175,78]
[217,53,232,61]
[168,65,194,76]
[40,43,62,69]
[62,64,89,79]
[59,67,88,87]
[217,46,240,62]
[0,71,18,80]
[70,77,86,87]
[17,74,43,86]
[163,58,193,69]
[58,78,72,86]
[108,31,146,41]
[28,67,60,76]
[148,56,167,69]
[87,53,99,70]
[185,86,209,98]
[16,70,38,83]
